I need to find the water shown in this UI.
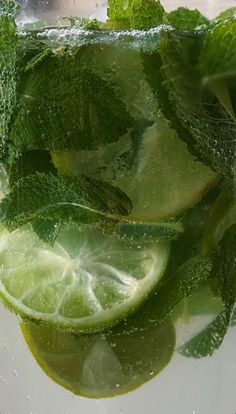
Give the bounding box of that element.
[1,2,236,413]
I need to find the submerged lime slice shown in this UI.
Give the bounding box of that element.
[52,121,217,222]
[0,224,170,331]
[21,319,175,398]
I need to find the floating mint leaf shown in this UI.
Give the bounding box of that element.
[151,27,236,182]
[163,7,209,30]
[214,8,236,22]
[62,17,102,30]
[0,172,132,230]
[10,45,134,158]
[180,224,236,358]
[198,19,236,118]
[107,0,164,29]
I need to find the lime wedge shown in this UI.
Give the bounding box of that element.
[52,121,217,222]
[0,224,170,331]
[21,320,175,398]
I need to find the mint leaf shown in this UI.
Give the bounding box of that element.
[115,220,184,244]
[230,304,236,326]
[9,150,57,186]
[163,7,209,30]
[151,27,236,182]
[199,18,236,81]
[0,14,17,159]
[0,173,132,230]
[62,16,102,30]
[214,8,236,22]
[32,219,62,245]
[107,0,164,29]
[9,152,62,244]
[172,285,223,321]
[180,225,236,358]
[10,45,134,158]
[113,255,213,333]
[0,0,20,18]
[198,18,236,119]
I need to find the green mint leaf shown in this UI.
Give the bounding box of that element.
[0,172,132,230]
[9,150,57,186]
[163,7,209,30]
[180,225,236,358]
[0,0,20,18]
[9,152,62,244]
[10,45,134,158]
[202,190,236,254]
[214,8,236,22]
[115,220,184,244]
[62,17,102,30]
[172,285,223,321]
[141,42,203,165]
[198,19,236,119]
[107,0,164,30]
[230,304,236,326]
[154,28,235,182]
[0,14,17,159]
[32,219,62,245]
[113,255,213,333]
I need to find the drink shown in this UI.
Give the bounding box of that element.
[1,0,236,412]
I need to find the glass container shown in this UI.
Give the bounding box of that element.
[1,1,236,413]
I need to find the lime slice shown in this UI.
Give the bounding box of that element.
[0,224,170,331]
[52,121,217,222]
[21,320,175,398]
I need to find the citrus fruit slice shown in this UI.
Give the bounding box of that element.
[0,223,170,331]
[52,121,217,222]
[21,319,175,398]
